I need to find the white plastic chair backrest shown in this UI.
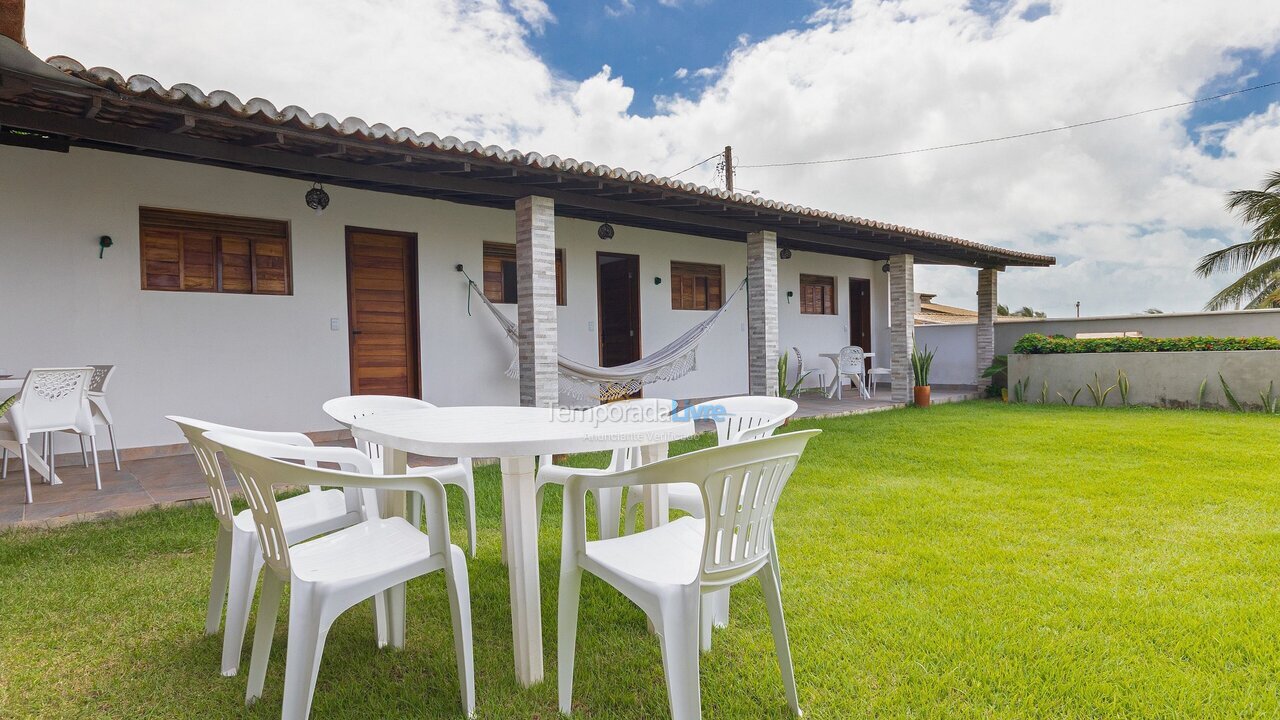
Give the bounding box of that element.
[577,430,819,586]
[11,367,93,437]
[322,395,434,464]
[87,365,115,394]
[557,398,673,472]
[790,346,805,378]
[203,431,380,578]
[684,396,798,445]
[837,346,865,374]
[167,415,332,532]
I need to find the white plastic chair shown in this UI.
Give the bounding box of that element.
[322,395,477,557]
[86,365,121,470]
[866,365,892,396]
[0,368,99,503]
[834,346,868,400]
[168,416,369,677]
[206,430,475,720]
[622,395,798,639]
[623,396,798,535]
[536,398,673,540]
[558,430,820,720]
[791,346,824,392]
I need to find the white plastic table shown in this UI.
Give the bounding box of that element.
[350,405,695,687]
[820,352,875,399]
[0,374,62,486]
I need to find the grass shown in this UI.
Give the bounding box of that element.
[2,401,1279,718]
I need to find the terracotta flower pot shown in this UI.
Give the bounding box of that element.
[914,385,931,407]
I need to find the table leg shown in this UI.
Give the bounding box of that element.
[378,448,410,648]
[381,448,409,519]
[640,442,669,531]
[499,455,544,686]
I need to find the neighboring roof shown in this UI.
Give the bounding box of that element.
[915,292,980,325]
[0,45,1055,269]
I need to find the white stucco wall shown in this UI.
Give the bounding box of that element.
[0,143,887,449]
[913,323,980,385]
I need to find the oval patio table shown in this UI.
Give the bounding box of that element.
[350,405,695,687]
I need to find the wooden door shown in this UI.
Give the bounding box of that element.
[597,252,641,367]
[345,228,421,397]
[849,277,872,370]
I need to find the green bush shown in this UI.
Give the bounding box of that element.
[1012,333,1280,354]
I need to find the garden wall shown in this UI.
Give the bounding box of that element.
[1007,350,1280,409]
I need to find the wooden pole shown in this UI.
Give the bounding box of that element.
[723,145,734,193]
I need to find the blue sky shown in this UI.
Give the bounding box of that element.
[531,0,815,116]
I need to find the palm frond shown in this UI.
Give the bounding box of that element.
[1195,238,1280,277]
[1203,258,1280,310]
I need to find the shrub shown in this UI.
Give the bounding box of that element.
[1012,333,1280,354]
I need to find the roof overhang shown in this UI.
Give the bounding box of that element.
[0,51,1055,269]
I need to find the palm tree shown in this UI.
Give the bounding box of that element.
[1196,170,1280,309]
[998,304,1046,318]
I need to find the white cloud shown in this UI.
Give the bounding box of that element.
[508,0,554,32]
[604,0,635,18]
[673,67,689,79]
[24,0,1280,314]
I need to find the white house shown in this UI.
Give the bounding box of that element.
[0,12,1053,456]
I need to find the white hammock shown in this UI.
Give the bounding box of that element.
[468,276,746,402]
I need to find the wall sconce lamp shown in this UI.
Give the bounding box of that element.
[98,235,113,259]
[654,276,663,285]
[305,182,330,215]
[597,221,615,240]
[882,262,891,273]
[786,290,794,303]
[778,247,793,260]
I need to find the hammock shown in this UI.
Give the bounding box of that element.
[467,275,747,402]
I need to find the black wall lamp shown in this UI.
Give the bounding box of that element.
[882,262,891,273]
[654,276,663,285]
[98,235,113,259]
[778,247,792,260]
[786,290,794,303]
[597,221,615,240]
[305,182,330,215]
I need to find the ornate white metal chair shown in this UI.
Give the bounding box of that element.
[86,365,121,470]
[323,395,477,557]
[168,416,368,677]
[0,368,99,503]
[558,430,819,720]
[834,345,868,400]
[208,430,475,720]
[791,346,824,393]
[536,398,672,540]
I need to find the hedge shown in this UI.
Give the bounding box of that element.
[1012,333,1280,354]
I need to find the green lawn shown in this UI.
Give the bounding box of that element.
[2,402,1279,718]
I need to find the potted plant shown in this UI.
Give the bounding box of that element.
[981,354,1009,401]
[911,344,935,407]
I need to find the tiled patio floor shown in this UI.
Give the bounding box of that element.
[1,387,980,529]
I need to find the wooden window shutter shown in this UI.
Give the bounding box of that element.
[483,241,565,305]
[670,261,723,310]
[139,208,291,295]
[799,274,836,315]
[252,238,290,294]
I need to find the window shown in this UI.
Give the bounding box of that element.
[670,261,723,310]
[799,274,836,315]
[139,208,291,295]
[482,242,566,305]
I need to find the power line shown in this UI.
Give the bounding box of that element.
[733,79,1280,170]
[669,152,723,178]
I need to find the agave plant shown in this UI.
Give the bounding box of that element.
[775,352,811,399]
[1011,377,1030,403]
[1117,370,1131,406]
[1086,372,1117,407]
[1219,373,1244,412]
[911,344,936,387]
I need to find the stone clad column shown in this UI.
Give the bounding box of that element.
[976,268,998,388]
[888,254,915,403]
[747,230,779,396]
[515,196,558,407]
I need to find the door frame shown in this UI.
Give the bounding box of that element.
[344,226,422,398]
[595,251,642,367]
[849,276,872,368]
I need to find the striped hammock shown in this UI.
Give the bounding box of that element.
[468,277,746,402]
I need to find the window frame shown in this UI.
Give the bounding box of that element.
[799,273,837,315]
[669,260,724,311]
[138,207,292,296]
[481,241,566,305]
